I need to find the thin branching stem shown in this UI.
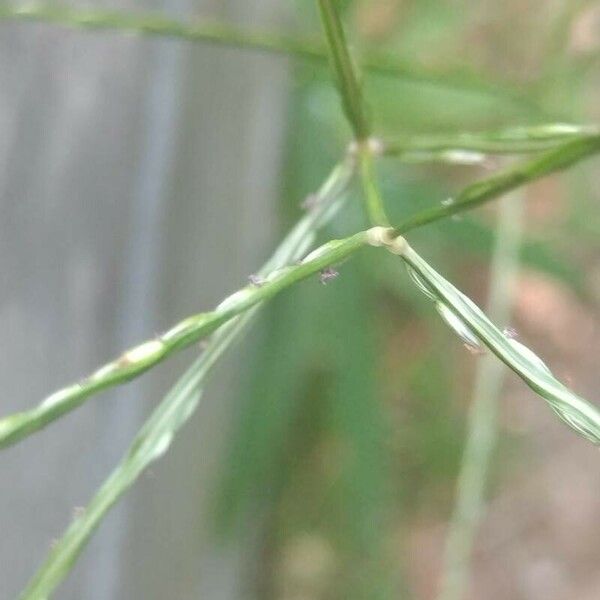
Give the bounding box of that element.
[0,233,365,447]
[0,3,325,61]
[383,124,598,161]
[16,159,357,600]
[0,2,474,94]
[0,4,548,113]
[358,143,390,226]
[0,159,359,450]
[5,133,600,450]
[437,192,524,600]
[393,134,600,234]
[368,226,600,443]
[7,4,600,597]
[317,0,389,225]
[399,242,600,444]
[0,233,367,446]
[316,0,370,139]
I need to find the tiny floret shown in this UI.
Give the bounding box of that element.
[319,267,339,285]
[72,506,86,519]
[248,274,265,287]
[122,340,164,365]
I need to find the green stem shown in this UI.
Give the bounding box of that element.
[0,3,326,61]
[393,134,600,234]
[358,144,390,226]
[397,240,600,444]
[0,159,358,450]
[0,4,545,113]
[383,124,598,161]
[16,158,360,599]
[316,0,370,140]
[7,132,600,450]
[367,224,600,442]
[437,192,524,600]
[6,133,600,451]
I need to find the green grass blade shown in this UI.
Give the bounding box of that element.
[399,241,600,444]
[18,160,356,599]
[0,3,326,62]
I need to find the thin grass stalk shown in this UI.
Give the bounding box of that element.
[0,3,543,112]
[0,231,366,446]
[365,227,600,443]
[5,131,600,450]
[7,4,599,597]
[395,240,600,444]
[393,134,600,234]
[358,143,390,226]
[316,0,370,139]
[437,192,524,600]
[382,124,598,162]
[0,159,356,450]
[0,3,325,62]
[17,159,357,599]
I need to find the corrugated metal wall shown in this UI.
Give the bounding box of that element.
[0,1,289,597]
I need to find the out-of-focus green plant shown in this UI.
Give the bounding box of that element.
[1,1,599,598]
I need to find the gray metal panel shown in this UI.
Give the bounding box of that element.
[0,1,288,597]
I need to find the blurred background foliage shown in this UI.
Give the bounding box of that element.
[215,1,600,598]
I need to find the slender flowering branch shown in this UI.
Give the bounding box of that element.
[0,194,365,450]
[7,5,600,597]
[1,231,367,448]
[0,3,326,62]
[383,123,598,161]
[317,0,370,139]
[316,0,389,226]
[357,140,390,226]
[16,159,357,600]
[367,227,600,444]
[392,134,600,234]
[0,4,548,113]
[5,132,600,451]
[7,131,600,451]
